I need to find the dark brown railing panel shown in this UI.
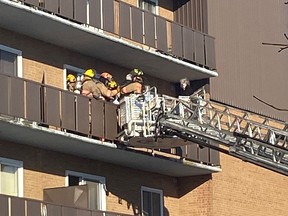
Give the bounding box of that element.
[47,203,62,216]
[183,27,195,62]
[45,87,61,127]
[210,148,220,166]
[60,0,73,19]
[26,81,41,122]
[75,0,87,24]
[194,31,205,65]
[171,23,183,58]
[45,0,59,14]
[10,77,25,118]
[144,12,156,47]
[0,74,9,115]
[131,7,143,43]
[76,95,90,135]
[119,2,131,39]
[186,145,199,161]
[91,100,105,138]
[61,91,76,131]
[156,16,168,52]
[0,195,9,216]
[27,200,42,216]
[102,0,114,33]
[77,209,93,216]
[89,0,101,28]
[199,146,209,163]
[205,35,216,69]
[62,206,77,216]
[11,196,25,216]
[104,103,118,141]
[25,0,38,7]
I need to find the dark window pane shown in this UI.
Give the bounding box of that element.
[68,175,80,186]
[0,50,17,76]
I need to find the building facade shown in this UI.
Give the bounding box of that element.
[0,0,287,216]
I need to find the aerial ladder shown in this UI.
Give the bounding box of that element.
[117,87,288,176]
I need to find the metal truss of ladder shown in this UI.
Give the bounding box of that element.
[157,94,288,175]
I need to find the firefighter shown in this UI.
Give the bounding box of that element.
[98,72,121,103]
[121,68,144,95]
[66,74,77,92]
[81,69,104,100]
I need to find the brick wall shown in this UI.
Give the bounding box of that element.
[0,140,183,215]
[212,153,288,216]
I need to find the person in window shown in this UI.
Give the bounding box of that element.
[66,74,77,92]
[178,77,194,96]
[121,68,144,96]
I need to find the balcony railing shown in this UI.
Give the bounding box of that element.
[0,194,133,216]
[0,74,220,166]
[15,0,216,70]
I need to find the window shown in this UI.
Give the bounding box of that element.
[63,64,85,90]
[138,0,158,14]
[0,45,22,77]
[65,170,106,211]
[141,186,163,216]
[0,157,23,197]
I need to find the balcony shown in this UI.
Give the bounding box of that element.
[0,74,221,176]
[0,193,133,216]
[0,0,217,82]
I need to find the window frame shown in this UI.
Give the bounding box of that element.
[0,157,24,197]
[0,44,23,78]
[65,170,106,211]
[63,64,85,90]
[138,0,159,15]
[141,186,164,216]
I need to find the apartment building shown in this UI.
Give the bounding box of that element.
[0,0,287,216]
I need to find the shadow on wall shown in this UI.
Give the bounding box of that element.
[178,174,212,197]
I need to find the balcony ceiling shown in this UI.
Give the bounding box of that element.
[0,120,220,177]
[0,1,217,82]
